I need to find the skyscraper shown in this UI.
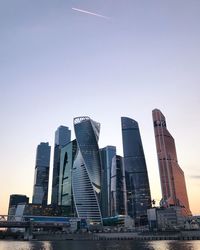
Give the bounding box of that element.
[121,117,152,226]
[110,155,127,216]
[51,126,71,205]
[152,109,191,216]
[100,146,116,218]
[32,142,51,205]
[58,139,77,216]
[72,117,102,225]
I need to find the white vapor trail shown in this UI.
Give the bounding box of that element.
[72,7,110,19]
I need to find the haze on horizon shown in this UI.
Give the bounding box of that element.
[0,0,199,215]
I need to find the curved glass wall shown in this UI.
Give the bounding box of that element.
[72,117,102,225]
[121,117,151,226]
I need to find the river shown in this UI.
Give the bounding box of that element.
[0,240,200,250]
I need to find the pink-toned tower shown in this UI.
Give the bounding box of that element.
[152,109,191,216]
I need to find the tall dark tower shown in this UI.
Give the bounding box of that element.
[32,142,51,205]
[51,126,71,205]
[152,109,191,216]
[110,155,127,216]
[121,117,151,226]
[100,146,116,218]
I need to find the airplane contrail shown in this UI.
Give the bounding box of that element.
[72,7,110,20]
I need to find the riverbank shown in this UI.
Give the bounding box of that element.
[1,230,200,241]
[33,230,200,241]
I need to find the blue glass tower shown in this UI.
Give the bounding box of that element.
[32,142,51,205]
[100,146,116,218]
[72,117,102,225]
[121,117,151,226]
[51,126,71,205]
[58,139,77,216]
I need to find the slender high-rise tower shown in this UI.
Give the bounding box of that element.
[72,117,102,225]
[58,139,77,216]
[32,142,51,205]
[51,126,71,205]
[121,117,151,226]
[110,155,127,216]
[100,146,116,217]
[152,109,191,216]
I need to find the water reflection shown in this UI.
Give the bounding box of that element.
[149,240,200,250]
[0,240,200,250]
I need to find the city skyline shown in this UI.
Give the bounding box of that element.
[0,0,200,216]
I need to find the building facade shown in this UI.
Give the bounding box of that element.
[100,146,116,218]
[8,194,29,217]
[121,117,152,226]
[72,117,102,225]
[58,139,77,216]
[51,126,71,205]
[110,155,127,216]
[32,142,51,205]
[152,109,191,216]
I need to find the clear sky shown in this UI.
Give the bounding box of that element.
[0,0,200,215]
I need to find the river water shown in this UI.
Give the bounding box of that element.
[0,240,200,250]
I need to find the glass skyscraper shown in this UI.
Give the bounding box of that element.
[32,142,51,205]
[100,146,116,218]
[58,139,77,216]
[152,109,191,216]
[51,126,71,205]
[121,117,151,226]
[110,155,127,216]
[72,117,102,225]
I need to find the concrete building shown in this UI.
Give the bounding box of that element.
[147,206,185,231]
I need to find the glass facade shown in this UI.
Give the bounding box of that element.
[152,109,191,216]
[8,194,29,217]
[110,155,127,216]
[100,146,116,218]
[51,126,71,205]
[58,139,77,216]
[32,142,51,205]
[72,117,102,225]
[121,117,151,226]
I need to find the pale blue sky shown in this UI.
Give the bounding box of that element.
[0,0,200,214]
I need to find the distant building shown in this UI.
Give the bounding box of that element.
[8,194,29,217]
[14,203,69,217]
[58,139,77,216]
[32,142,51,205]
[121,117,152,226]
[100,146,116,217]
[51,126,71,205]
[152,109,191,216]
[110,155,127,216]
[147,206,185,231]
[72,117,102,225]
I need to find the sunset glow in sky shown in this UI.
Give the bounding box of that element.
[0,0,200,215]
